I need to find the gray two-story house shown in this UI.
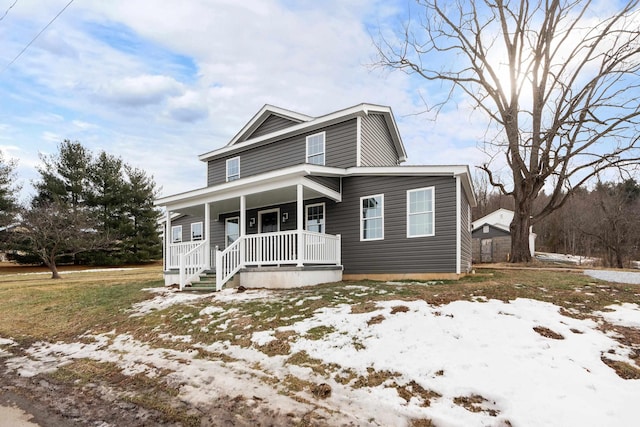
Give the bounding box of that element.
[155,103,476,290]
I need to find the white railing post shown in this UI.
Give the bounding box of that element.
[336,234,342,265]
[215,247,222,291]
[204,203,211,270]
[296,184,304,267]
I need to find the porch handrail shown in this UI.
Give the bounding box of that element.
[215,238,242,291]
[214,230,342,291]
[179,240,207,290]
[169,241,202,269]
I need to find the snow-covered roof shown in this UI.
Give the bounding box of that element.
[472,208,513,231]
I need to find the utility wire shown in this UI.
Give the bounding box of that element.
[1,0,75,74]
[0,0,19,22]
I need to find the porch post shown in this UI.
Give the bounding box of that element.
[240,195,246,266]
[165,209,171,271]
[296,183,304,267]
[204,202,211,269]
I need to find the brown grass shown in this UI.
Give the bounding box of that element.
[533,326,565,340]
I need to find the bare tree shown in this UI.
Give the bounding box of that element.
[375,0,640,261]
[16,200,113,279]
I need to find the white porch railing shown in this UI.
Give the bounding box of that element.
[168,231,341,291]
[178,240,207,290]
[168,241,203,269]
[215,231,341,291]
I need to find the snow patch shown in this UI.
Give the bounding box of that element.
[129,287,213,317]
[584,270,640,285]
[595,303,640,328]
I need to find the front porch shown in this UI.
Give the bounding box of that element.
[165,230,342,290]
[157,170,344,291]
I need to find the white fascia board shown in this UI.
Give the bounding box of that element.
[155,164,346,209]
[199,103,394,162]
[345,165,468,176]
[226,105,313,147]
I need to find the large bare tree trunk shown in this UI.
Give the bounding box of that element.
[43,256,62,279]
[510,189,533,263]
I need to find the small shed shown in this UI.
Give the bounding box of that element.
[471,209,536,263]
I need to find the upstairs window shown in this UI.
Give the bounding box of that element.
[226,157,240,181]
[191,222,203,241]
[171,225,182,243]
[407,187,435,237]
[306,203,325,233]
[306,132,325,165]
[361,194,383,240]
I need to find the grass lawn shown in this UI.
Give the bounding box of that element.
[0,264,639,426]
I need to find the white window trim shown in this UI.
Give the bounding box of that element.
[191,222,203,241]
[305,131,326,165]
[225,216,240,247]
[305,202,326,233]
[360,194,384,241]
[171,225,182,243]
[226,156,240,182]
[406,187,435,238]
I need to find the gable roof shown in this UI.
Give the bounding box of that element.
[227,105,312,146]
[471,208,513,232]
[199,103,407,163]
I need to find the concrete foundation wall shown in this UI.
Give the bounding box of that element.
[240,266,342,289]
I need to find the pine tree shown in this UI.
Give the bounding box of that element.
[121,166,162,263]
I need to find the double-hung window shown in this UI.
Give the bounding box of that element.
[306,203,325,233]
[306,132,325,165]
[191,222,203,241]
[225,217,240,247]
[226,157,240,181]
[407,187,435,237]
[171,225,182,243]
[361,194,383,240]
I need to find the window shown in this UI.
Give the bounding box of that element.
[191,222,203,241]
[171,225,182,243]
[226,157,240,181]
[306,203,325,233]
[361,194,383,240]
[483,225,489,234]
[407,187,434,238]
[225,217,239,247]
[306,132,325,165]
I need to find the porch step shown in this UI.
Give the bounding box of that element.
[183,272,217,291]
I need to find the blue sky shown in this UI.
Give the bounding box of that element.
[0,0,492,202]
[4,0,631,203]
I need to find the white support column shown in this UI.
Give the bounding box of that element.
[240,195,246,266]
[204,202,211,270]
[297,183,304,267]
[165,209,171,271]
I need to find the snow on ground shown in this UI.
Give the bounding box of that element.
[595,303,640,328]
[3,295,640,426]
[584,269,640,285]
[128,287,214,317]
[536,252,598,265]
[8,268,142,277]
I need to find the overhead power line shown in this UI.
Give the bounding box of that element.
[1,0,75,74]
[0,0,19,22]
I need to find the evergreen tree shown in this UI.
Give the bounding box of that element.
[121,166,162,263]
[0,150,19,229]
[33,140,91,210]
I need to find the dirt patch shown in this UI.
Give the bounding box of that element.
[391,305,410,314]
[601,357,640,379]
[258,338,291,356]
[367,314,385,326]
[311,383,332,399]
[453,394,500,416]
[350,301,378,314]
[533,326,564,340]
[393,380,441,407]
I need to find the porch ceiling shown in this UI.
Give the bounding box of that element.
[174,185,331,218]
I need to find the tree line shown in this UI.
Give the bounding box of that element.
[474,174,640,268]
[0,140,162,278]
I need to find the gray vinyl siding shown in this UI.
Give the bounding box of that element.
[360,113,400,166]
[207,119,357,186]
[460,189,472,272]
[327,176,457,274]
[246,114,300,140]
[214,198,330,248]
[472,224,511,239]
[305,175,341,192]
[170,215,204,242]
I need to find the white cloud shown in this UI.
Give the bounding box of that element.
[98,74,184,107]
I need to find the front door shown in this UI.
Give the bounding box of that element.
[259,209,279,233]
